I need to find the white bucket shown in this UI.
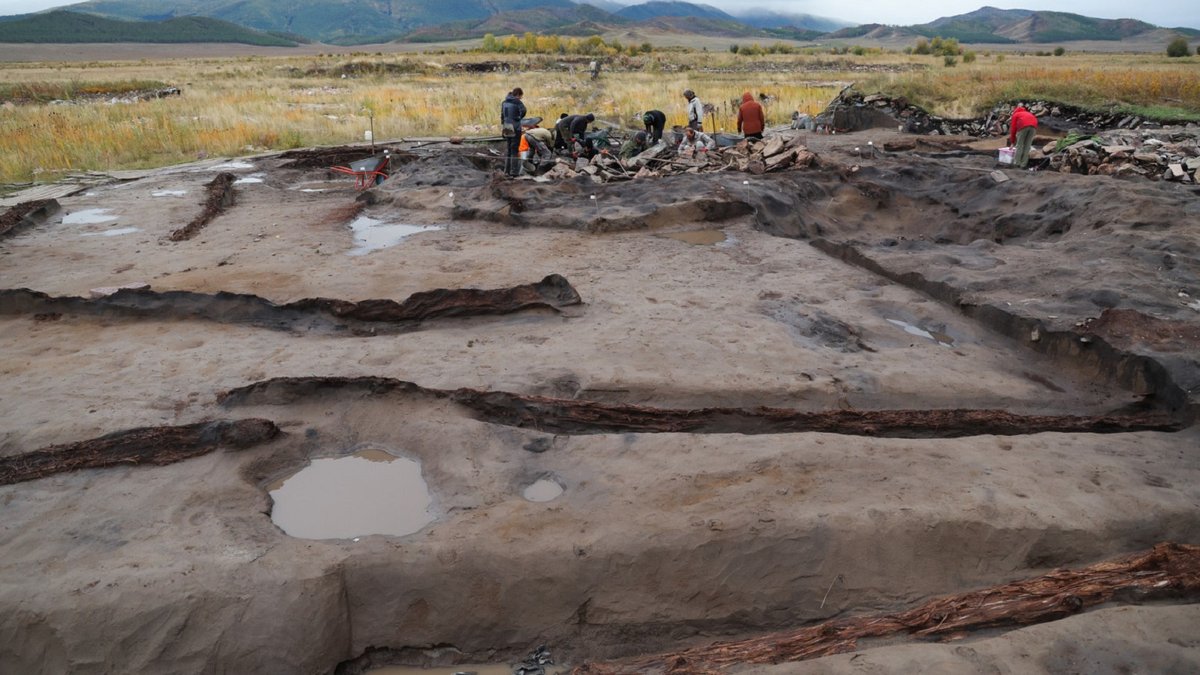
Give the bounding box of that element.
[998,147,1015,165]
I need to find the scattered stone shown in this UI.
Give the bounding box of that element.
[990,170,1010,183]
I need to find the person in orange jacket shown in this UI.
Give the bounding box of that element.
[1008,103,1038,168]
[737,92,766,140]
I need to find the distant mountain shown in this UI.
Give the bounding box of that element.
[0,9,298,45]
[830,5,1171,44]
[570,0,625,13]
[65,0,579,43]
[731,9,849,33]
[615,1,733,22]
[405,4,621,42]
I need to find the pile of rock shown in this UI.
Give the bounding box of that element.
[823,89,1194,137]
[1046,129,1200,183]
[531,135,817,183]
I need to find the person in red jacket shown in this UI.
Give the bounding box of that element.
[1008,103,1038,168]
[737,91,766,140]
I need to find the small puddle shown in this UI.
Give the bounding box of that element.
[523,478,564,502]
[81,227,140,237]
[368,666,515,675]
[268,447,434,539]
[348,216,443,256]
[660,229,726,246]
[152,190,188,197]
[234,173,265,185]
[886,318,955,346]
[205,161,255,171]
[62,208,118,225]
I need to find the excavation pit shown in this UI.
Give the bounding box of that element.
[268,446,435,540]
[659,229,727,246]
[2,123,1198,674]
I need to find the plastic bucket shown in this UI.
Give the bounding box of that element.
[998,147,1015,165]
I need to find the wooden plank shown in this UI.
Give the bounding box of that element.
[0,183,87,208]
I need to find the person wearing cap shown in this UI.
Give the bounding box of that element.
[677,126,715,154]
[619,131,651,160]
[1008,102,1038,169]
[683,90,703,131]
[737,91,766,140]
[642,110,666,143]
[500,87,526,177]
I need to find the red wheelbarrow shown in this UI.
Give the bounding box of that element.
[330,151,390,190]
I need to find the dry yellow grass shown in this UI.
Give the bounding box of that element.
[2,50,1196,184]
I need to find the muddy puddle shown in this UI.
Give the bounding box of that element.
[80,227,140,237]
[660,229,726,246]
[268,446,434,540]
[62,208,118,225]
[886,318,955,346]
[234,174,266,185]
[348,216,443,256]
[523,477,564,502]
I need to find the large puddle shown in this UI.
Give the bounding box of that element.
[268,447,434,539]
[348,216,443,256]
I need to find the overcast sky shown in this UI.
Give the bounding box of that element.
[1,0,1197,29]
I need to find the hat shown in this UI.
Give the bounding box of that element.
[585,113,595,122]
[683,89,695,99]
[642,112,654,124]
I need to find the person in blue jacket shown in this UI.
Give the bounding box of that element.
[500,88,526,177]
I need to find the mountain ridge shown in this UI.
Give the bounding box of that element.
[0,2,1195,46]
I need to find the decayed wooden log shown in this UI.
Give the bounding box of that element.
[169,172,236,241]
[0,419,279,486]
[575,542,1200,674]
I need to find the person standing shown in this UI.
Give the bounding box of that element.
[737,92,765,140]
[642,110,666,143]
[1008,103,1038,169]
[500,87,526,177]
[683,89,703,131]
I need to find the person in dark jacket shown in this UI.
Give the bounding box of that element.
[500,88,526,176]
[1008,103,1038,169]
[642,110,666,143]
[556,113,595,156]
[737,92,765,140]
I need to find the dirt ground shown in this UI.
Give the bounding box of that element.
[0,126,1197,673]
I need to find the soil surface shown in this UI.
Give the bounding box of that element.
[0,125,1197,674]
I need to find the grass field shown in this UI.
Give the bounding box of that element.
[1,49,1197,183]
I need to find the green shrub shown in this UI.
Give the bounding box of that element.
[1054,46,1065,56]
[944,55,957,67]
[1167,36,1189,57]
[962,50,976,63]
